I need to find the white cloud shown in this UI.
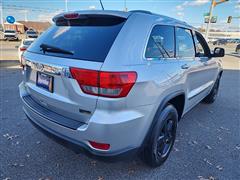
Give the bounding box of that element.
[177,12,184,17]
[89,5,96,10]
[188,0,210,6]
[176,5,184,11]
[174,0,209,20]
[175,0,210,11]
[235,0,240,9]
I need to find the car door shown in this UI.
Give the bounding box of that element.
[176,27,216,111]
[192,31,219,99]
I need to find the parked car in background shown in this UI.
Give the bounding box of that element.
[213,39,227,45]
[26,30,38,39]
[4,29,18,41]
[233,39,240,44]
[235,44,240,53]
[19,10,224,167]
[18,38,35,65]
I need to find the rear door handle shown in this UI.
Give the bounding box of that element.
[181,64,190,69]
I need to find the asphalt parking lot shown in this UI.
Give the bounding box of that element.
[0,41,240,180]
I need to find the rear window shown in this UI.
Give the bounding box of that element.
[28,15,126,62]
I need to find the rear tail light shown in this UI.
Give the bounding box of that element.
[89,141,110,150]
[20,47,27,51]
[70,68,137,98]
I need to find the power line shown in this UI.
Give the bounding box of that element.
[3,4,63,12]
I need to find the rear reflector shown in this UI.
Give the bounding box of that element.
[89,141,110,150]
[70,68,137,98]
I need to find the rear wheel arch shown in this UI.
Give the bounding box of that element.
[168,94,185,121]
[141,91,185,149]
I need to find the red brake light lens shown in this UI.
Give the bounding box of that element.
[64,13,79,19]
[70,68,99,96]
[70,68,137,98]
[89,141,110,150]
[99,71,137,97]
[20,47,27,51]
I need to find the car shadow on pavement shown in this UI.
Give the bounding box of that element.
[0,60,20,67]
[1,61,239,180]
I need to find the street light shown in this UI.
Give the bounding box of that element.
[205,0,229,40]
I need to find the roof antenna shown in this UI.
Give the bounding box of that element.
[99,0,104,10]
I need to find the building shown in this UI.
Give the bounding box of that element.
[18,21,51,33]
[3,22,25,33]
[3,21,51,34]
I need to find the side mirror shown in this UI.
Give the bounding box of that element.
[212,47,225,57]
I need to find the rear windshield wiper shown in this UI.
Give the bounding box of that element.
[151,37,170,58]
[40,43,74,55]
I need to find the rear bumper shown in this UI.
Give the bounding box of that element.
[19,82,155,159]
[25,114,139,160]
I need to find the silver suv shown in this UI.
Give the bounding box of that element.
[19,10,224,167]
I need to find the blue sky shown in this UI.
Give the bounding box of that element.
[2,0,240,28]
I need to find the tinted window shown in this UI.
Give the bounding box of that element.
[176,28,195,58]
[28,16,125,62]
[145,25,175,59]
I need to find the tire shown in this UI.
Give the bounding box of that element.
[202,76,220,104]
[142,104,178,167]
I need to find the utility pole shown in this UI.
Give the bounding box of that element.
[0,0,3,28]
[24,10,28,22]
[124,0,127,12]
[205,0,229,40]
[65,0,68,12]
[205,0,214,40]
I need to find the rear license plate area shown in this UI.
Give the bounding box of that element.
[36,72,53,92]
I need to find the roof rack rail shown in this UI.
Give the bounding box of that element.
[129,10,152,15]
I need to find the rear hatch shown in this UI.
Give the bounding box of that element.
[23,12,127,124]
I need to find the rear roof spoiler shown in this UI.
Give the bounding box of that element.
[53,10,132,22]
[52,10,157,22]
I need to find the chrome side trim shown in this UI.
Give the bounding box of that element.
[188,81,214,100]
